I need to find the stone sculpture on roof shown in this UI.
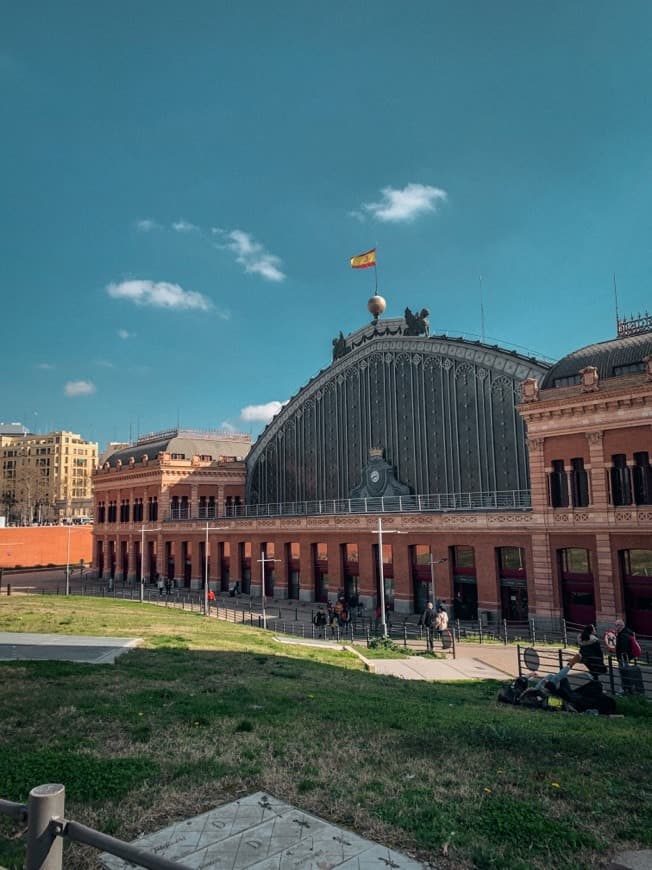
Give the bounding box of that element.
[404,307,430,337]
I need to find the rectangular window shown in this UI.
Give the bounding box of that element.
[611,454,632,506]
[562,548,591,575]
[633,451,652,506]
[453,546,475,571]
[570,457,590,507]
[550,459,569,507]
[553,374,581,388]
[345,543,359,563]
[613,362,645,376]
[499,547,525,572]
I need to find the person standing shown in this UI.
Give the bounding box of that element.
[615,618,642,695]
[419,602,436,651]
[615,619,634,661]
[435,605,449,638]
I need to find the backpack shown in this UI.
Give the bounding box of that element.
[630,635,642,660]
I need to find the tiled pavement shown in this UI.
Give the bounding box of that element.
[100,792,426,870]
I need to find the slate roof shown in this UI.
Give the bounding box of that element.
[102,430,249,467]
[540,332,652,389]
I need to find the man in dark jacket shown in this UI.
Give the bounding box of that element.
[419,601,436,651]
[615,619,634,662]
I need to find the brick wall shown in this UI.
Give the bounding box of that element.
[0,527,93,568]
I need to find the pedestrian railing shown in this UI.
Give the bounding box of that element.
[163,489,532,521]
[0,784,190,869]
[516,645,652,699]
[8,578,651,662]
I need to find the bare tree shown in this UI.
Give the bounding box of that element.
[12,457,53,525]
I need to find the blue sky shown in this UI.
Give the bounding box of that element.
[2,2,651,450]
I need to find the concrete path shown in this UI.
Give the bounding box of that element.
[364,654,510,681]
[100,791,426,870]
[276,635,520,681]
[0,631,140,664]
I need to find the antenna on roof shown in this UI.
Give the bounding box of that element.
[613,273,620,335]
[479,273,486,343]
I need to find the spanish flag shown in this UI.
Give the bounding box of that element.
[350,248,376,269]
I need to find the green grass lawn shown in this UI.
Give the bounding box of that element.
[0,596,650,869]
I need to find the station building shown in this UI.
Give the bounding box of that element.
[92,305,652,636]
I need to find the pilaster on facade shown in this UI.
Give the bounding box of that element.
[586,430,608,507]
[530,532,557,619]
[594,533,617,622]
[526,436,548,512]
[327,541,344,597]
[357,542,376,604]
[392,541,412,611]
[474,540,500,620]
[298,540,313,603]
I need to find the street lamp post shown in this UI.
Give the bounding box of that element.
[203,523,228,616]
[372,518,405,638]
[140,525,162,603]
[65,521,71,596]
[257,552,281,629]
[428,555,448,608]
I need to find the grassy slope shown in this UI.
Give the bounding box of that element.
[0,597,650,870]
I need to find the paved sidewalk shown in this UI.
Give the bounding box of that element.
[0,631,141,664]
[276,635,519,680]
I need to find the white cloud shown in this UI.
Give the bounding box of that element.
[94,359,115,368]
[172,220,199,233]
[106,279,212,311]
[64,380,96,397]
[220,421,237,433]
[240,400,287,424]
[36,363,54,370]
[216,229,286,282]
[117,328,133,339]
[135,218,161,232]
[360,183,448,223]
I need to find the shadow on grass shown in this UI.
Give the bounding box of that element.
[0,642,651,870]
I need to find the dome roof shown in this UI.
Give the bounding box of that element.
[540,332,652,389]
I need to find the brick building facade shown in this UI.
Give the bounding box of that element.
[92,313,652,636]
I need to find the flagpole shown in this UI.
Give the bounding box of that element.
[374,244,379,293]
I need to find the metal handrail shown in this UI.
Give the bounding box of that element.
[0,784,192,870]
[161,489,532,522]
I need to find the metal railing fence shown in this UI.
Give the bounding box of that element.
[0,784,190,869]
[5,579,651,661]
[516,645,652,699]
[164,489,532,521]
